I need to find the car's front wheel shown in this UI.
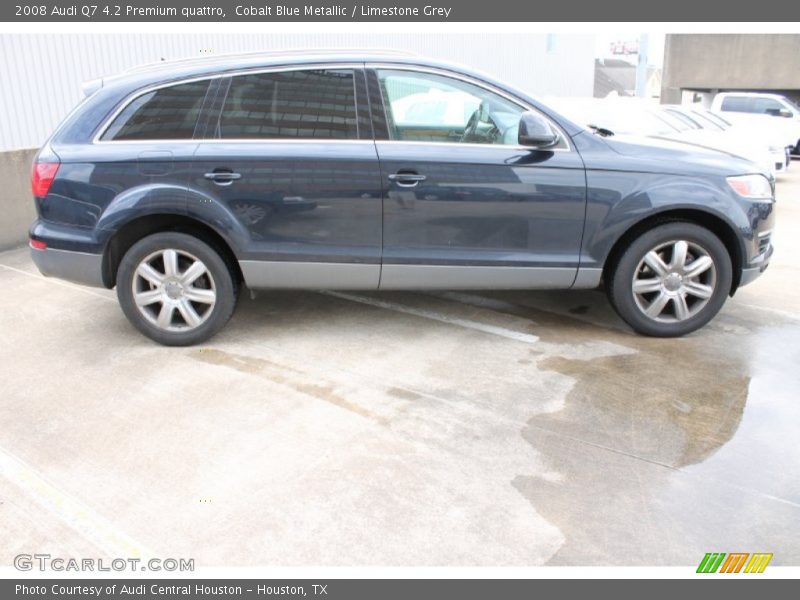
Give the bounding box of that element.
[607,222,732,337]
[116,232,238,346]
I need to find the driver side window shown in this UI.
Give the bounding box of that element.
[376,69,525,145]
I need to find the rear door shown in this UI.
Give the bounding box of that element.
[189,65,382,289]
[367,66,587,289]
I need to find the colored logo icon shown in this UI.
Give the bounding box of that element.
[697,553,773,573]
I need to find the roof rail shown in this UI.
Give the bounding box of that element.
[123,48,417,74]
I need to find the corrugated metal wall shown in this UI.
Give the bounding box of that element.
[0,33,594,151]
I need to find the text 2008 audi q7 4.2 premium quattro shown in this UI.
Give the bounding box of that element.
[29,51,775,345]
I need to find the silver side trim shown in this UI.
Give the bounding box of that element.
[240,260,380,290]
[379,265,577,290]
[375,140,562,152]
[572,267,603,290]
[240,261,587,291]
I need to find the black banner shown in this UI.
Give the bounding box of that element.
[4,0,800,22]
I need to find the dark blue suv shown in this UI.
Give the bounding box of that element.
[29,51,775,345]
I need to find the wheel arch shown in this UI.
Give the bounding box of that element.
[602,208,745,295]
[101,213,244,289]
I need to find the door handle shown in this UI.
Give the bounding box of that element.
[388,172,426,187]
[204,170,242,185]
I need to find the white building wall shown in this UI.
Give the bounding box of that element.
[0,33,595,151]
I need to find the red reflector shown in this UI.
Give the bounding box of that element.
[31,162,60,198]
[30,239,47,250]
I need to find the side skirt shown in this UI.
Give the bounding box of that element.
[240,261,380,290]
[239,261,603,291]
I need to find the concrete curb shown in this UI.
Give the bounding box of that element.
[0,148,37,251]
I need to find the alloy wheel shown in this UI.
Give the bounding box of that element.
[132,248,217,332]
[631,239,717,323]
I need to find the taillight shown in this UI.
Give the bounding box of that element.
[30,238,47,250]
[31,161,60,198]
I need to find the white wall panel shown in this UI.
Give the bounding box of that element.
[0,33,594,151]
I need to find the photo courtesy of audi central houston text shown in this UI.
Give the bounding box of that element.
[1,19,799,589]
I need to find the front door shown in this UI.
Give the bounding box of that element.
[368,67,587,289]
[189,66,383,289]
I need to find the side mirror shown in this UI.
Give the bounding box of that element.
[518,111,559,148]
[766,108,793,118]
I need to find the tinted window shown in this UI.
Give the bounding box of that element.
[102,80,209,141]
[376,69,526,145]
[720,96,753,113]
[218,69,358,140]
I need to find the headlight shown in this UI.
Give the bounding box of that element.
[726,174,774,200]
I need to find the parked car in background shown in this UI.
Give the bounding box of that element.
[550,97,779,176]
[711,92,800,155]
[29,52,775,344]
[663,104,790,175]
[694,109,792,167]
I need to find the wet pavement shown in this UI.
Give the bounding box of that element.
[1,169,798,568]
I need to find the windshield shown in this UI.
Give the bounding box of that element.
[687,110,726,131]
[664,110,701,130]
[784,96,800,112]
[655,110,694,132]
[699,110,732,128]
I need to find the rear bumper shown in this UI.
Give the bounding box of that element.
[30,244,105,288]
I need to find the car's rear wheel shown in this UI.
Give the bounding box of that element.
[607,222,732,337]
[116,232,237,346]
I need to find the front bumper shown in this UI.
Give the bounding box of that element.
[30,244,105,288]
[739,241,774,287]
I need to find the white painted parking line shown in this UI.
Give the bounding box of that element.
[322,291,540,344]
[0,446,151,558]
[0,263,115,303]
[737,302,800,323]
[429,291,539,324]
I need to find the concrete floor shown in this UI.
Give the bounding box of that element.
[1,169,799,568]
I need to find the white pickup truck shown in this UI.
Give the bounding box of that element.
[711,92,800,155]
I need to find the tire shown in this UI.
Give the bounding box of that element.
[116,232,238,346]
[607,222,732,337]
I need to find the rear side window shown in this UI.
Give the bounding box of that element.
[720,96,753,113]
[217,69,359,140]
[101,80,210,141]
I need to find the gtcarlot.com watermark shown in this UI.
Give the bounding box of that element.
[14,553,194,572]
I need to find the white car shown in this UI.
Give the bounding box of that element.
[550,97,779,177]
[663,105,790,175]
[710,92,800,155]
